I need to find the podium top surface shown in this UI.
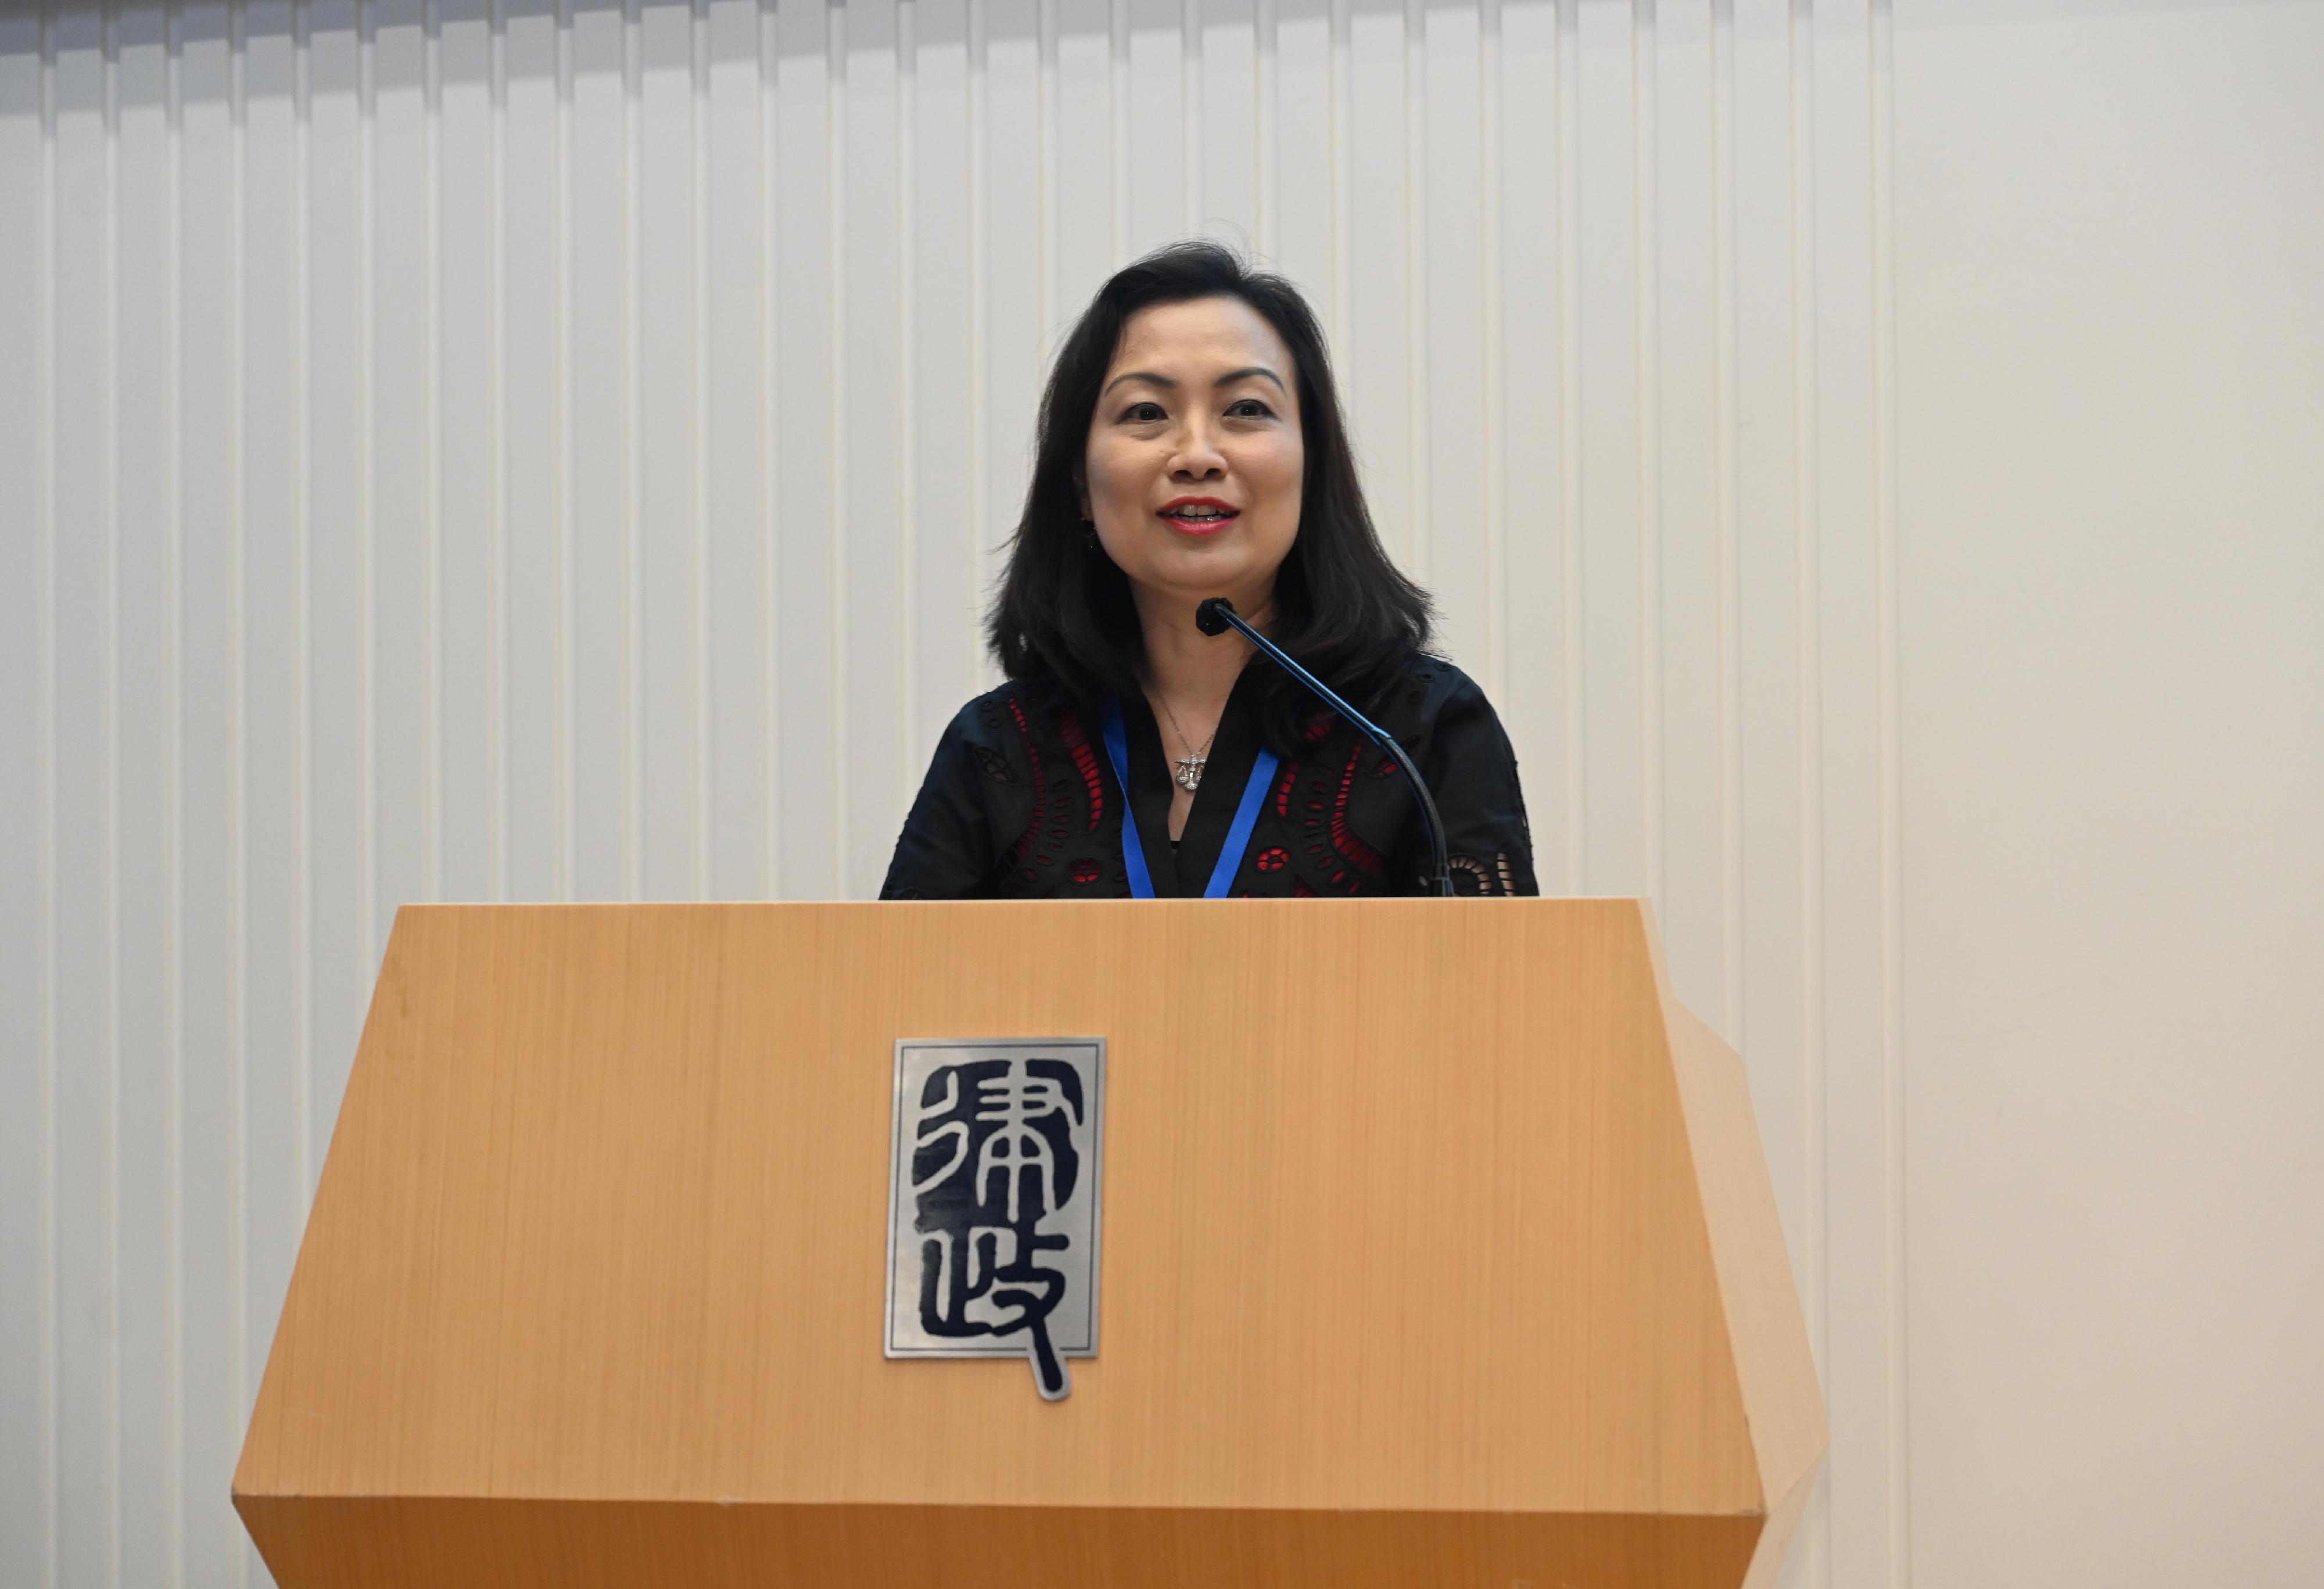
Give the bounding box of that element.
[236,899,1821,1520]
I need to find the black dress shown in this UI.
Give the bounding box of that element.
[878,654,1538,899]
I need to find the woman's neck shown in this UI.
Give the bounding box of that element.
[1134,583,1275,718]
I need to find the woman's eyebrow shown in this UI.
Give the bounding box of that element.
[1102,365,1287,397]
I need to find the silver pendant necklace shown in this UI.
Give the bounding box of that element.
[1158,697,1218,793]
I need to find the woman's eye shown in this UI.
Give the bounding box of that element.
[1228,399,1274,418]
[1122,401,1166,422]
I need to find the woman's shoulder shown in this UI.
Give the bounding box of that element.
[934,671,1061,726]
[930,672,1088,766]
[1376,650,1497,726]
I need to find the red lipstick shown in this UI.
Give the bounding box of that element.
[1157,496,1241,537]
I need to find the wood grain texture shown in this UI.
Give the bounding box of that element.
[235,1497,1764,1589]
[234,897,1821,1584]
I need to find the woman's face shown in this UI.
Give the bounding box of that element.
[1078,295,1306,618]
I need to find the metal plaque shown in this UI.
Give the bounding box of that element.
[884,1037,1107,1401]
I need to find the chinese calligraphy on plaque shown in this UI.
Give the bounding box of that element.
[885,1040,1106,1400]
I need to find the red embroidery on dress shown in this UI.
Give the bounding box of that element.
[1329,745,1387,877]
[1059,708,1105,831]
[1000,693,1048,871]
[1269,716,1330,817]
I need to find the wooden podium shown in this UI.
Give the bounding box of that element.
[234,899,1826,1588]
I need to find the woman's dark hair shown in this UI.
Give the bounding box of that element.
[987,238,1433,739]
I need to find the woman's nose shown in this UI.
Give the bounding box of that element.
[1167,423,1230,472]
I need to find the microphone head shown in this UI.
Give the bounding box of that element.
[1195,597,1235,637]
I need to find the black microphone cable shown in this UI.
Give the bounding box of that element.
[1196,597,1454,898]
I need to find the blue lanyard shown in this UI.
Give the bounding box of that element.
[1102,696,1281,899]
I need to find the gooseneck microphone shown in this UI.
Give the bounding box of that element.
[1196,597,1454,898]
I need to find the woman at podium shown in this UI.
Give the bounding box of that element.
[881,239,1538,901]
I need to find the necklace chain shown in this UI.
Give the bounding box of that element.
[1157,695,1218,794]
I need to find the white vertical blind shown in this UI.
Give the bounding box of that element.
[15,1,1893,1584]
[19,3,2319,1588]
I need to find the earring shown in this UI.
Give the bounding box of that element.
[1081,518,1097,550]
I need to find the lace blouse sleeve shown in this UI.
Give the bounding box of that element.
[878,705,1004,900]
[1403,669,1540,897]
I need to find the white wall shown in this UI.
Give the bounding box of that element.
[1,1,2316,1586]
[1893,3,2324,1584]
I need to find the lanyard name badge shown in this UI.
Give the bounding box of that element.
[1102,697,1280,899]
